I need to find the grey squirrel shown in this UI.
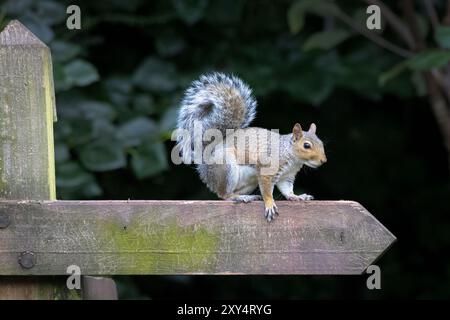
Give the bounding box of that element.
[176,72,327,221]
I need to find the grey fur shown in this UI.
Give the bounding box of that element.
[176,72,257,163]
[176,72,325,221]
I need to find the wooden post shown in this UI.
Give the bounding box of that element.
[0,20,78,299]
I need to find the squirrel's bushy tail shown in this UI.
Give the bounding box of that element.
[176,72,257,163]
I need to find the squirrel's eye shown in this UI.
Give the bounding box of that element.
[303,142,311,149]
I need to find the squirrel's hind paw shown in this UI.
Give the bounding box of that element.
[230,195,262,203]
[287,194,314,201]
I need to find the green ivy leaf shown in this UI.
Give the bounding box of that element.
[105,76,133,94]
[56,162,94,188]
[53,63,72,91]
[407,50,450,71]
[303,29,351,51]
[64,59,100,87]
[51,41,81,63]
[81,182,103,198]
[79,139,126,171]
[65,118,95,146]
[133,57,177,92]
[104,76,133,107]
[171,0,208,25]
[435,25,450,49]
[91,119,117,140]
[287,2,306,34]
[80,101,117,121]
[131,142,168,179]
[132,94,155,114]
[56,161,103,199]
[117,117,158,147]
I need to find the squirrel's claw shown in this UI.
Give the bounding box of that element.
[287,194,314,201]
[264,204,279,222]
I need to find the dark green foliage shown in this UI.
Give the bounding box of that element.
[435,25,450,48]
[1,0,449,299]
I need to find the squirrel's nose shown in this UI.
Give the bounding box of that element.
[320,157,327,164]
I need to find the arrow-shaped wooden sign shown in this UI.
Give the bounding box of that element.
[0,200,395,275]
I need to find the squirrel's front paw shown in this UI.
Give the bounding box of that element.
[264,203,279,222]
[287,194,314,201]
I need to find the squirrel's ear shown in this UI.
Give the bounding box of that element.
[293,123,303,141]
[309,123,317,134]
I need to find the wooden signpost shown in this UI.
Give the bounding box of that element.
[0,200,395,275]
[0,20,396,299]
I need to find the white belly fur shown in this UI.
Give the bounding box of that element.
[235,165,258,194]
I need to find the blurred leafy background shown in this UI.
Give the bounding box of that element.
[1,0,450,299]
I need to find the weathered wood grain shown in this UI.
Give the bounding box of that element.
[0,200,396,275]
[0,20,76,299]
[0,20,56,200]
